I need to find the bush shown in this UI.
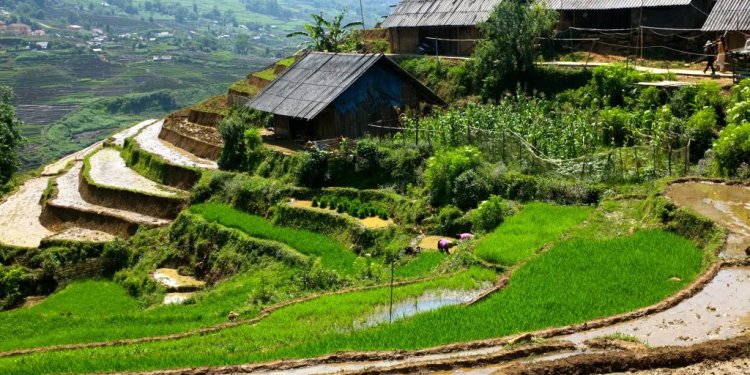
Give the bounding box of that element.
[296,148,328,188]
[423,147,483,206]
[590,64,645,107]
[431,205,471,236]
[452,169,490,210]
[0,265,33,310]
[599,107,633,147]
[218,115,249,171]
[471,195,513,233]
[713,121,750,176]
[669,82,725,119]
[686,107,718,161]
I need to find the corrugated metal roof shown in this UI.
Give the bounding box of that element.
[381,0,502,28]
[247,52,444,120]
[546,0,692,10]
[702,0,750,31]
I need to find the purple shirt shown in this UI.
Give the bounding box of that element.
[458,233,474,241]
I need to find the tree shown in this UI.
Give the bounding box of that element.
[0,86,23,186]
[469,1,557,99]
[234,33,251,54]
[287,10,362,53]
[218,115,248,171]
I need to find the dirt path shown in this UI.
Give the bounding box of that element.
[50,162,170,226]
[0,177,53,247]
[541,61,735,79]
[134,120,218,170]
[88,148,184,198]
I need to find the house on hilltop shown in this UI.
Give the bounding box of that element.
[547,0,710,30]
[381,0,502,56]
[702,0,750,49]
[246,52,445,140]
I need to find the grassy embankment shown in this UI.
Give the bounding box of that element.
[0,203,705,374]
[191,204,358,275]
[474,202,592,266]
[0,263,296,352]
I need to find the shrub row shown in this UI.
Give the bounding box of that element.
[312,195,389,220]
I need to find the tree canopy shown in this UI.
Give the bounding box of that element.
[0,86,22,186]
[469,1,557,99]
[287,10,362,53]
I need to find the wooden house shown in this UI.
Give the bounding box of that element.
[381,0,503,56]
[246,52,445,140]
[547,0,710,30]
[702,0,750,49]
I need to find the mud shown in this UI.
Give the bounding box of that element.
[496,334,750,375]
[419,236,448,251]
[152,269,206,292]
[159,121,222,160]
[42,162,169,237]
[0,177,54,248]
[290,201,394,229]
[666,181,750,257]
[89,149,184,198]
[564,267,750,347]
[187,108,224,127]
[134,120,218,170]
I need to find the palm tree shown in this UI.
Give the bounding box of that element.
[287,10,362,53]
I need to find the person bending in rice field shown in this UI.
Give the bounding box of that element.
[438,238,454,254]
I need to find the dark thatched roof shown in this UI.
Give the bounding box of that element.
[246,52,444,120]
[702,0,750,31]
[381,0,502,28]
[546,0,692,10]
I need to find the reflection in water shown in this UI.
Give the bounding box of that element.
[356,287,491,329]
[667,182,750,257]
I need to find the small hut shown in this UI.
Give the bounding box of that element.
[702,0,750,50]
[381,0,503,56]
[246,52,444,140]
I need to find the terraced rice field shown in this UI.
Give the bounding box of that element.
[49,162,170,227]
[134,120,218,169]
[0,177,53,248]
[87,148,184,198]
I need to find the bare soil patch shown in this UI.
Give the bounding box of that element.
[0,177,54,248]
[152,268,206,292]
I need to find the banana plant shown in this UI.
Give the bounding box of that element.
[287,10,362,53]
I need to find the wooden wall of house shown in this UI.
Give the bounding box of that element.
[274,116,290,138]
[389,26,479,56]
[390,28,420,54]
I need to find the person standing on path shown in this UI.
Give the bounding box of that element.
[717,35,727,73]
[704,40,717,75]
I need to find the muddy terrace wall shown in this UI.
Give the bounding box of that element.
[159,125,222,161]
[78,172,185,220]
[40,203,149,237]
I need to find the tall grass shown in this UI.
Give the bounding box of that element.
[474,203,591,266]
[190,204,358,275]
[0,262,296,352]
[0,230,704,374]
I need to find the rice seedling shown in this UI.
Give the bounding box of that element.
[474,202,592,266]
[0,231,703,374]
